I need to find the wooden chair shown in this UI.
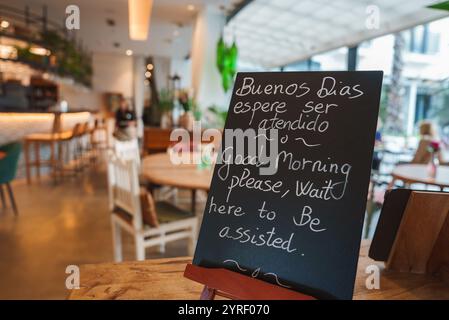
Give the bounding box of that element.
[107,152,198,261]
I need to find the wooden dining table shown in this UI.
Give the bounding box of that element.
[141,152,213,212]
[388,164,449,191]
[68,240,449,300]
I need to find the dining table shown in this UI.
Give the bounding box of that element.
[141,152,213,212]
[388,163,449,191]
[67,240,449,300]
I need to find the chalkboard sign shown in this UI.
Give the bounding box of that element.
[193,71,383,300]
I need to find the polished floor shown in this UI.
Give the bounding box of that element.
[0,165,204,299]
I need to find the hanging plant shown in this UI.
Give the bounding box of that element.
[216,36,238,92]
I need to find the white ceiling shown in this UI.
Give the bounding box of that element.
[2,0,236,58]
[226,0,449,68]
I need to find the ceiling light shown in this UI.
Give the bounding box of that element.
[144,79,149,85]
[146,63,153,70]
[187,4,195,11]
[0,20,9,28]
[126,49,133,56]
[29,46,51,56]
[128,0,153,41]
[145,71,151,78]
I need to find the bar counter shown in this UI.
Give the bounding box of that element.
[0,110,91,146]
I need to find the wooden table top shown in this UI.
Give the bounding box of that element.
[68,241,449,300]
[141,152,213,191]
[392,164,449,189]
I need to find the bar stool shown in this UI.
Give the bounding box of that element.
[77,122,93,169]
[59,123,83,175]
[23,114,72,184]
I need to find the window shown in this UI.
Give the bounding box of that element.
[404,24,440,54]
[415,93,432,124]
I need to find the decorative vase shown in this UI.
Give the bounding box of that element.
[427,152,439,178]
[179,111,194,131]
[160,111,173,129]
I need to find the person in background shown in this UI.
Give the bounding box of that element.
[114,98,137,141]
[411,120,445,164]
[372,117,383,171]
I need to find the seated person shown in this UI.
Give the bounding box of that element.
[412,121,445,164]
[372,117,383,171]
[114,98,137,141]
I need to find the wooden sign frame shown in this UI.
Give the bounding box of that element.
[184,264,315,300]
[384,191,449,282]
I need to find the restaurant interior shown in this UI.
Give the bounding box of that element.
[1,0,449,300]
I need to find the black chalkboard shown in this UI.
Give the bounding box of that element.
[193,71,383,300]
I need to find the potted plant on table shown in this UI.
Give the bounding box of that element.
[178,89,196,131]
[427,140,441,178]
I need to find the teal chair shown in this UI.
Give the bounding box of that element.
[0,142,22,215]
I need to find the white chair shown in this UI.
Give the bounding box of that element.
[114,137,178,203]
[107,152,198,261]
[113,138,141,166]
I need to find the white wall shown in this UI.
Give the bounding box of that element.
[92,52,134,98]
[190,6,228,110]
[153,56,171,90]
[171,58,191,90]
[58,82,101,111]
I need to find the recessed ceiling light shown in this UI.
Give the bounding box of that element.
[126,49,133,56]
[187,4,195,11]
[128,0,153,41]
[1,20,10,28]
[144,79,149,85]
[146,63,153,70]
[145,71,151,78]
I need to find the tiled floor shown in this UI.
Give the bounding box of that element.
[0,165,204,299]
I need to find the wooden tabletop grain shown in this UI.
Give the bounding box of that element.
[141,153,212,191]
[68,241,449,300]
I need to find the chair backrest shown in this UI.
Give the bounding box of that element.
[71,123,83,138]
[107,151,142,230]
[0,142,22,184]
[113,138,141,167]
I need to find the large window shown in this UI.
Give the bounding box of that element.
[404,24,440,54]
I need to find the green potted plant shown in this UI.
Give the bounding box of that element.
[178,89,196,130]
[158,89,175,128]
[208,105,227,128]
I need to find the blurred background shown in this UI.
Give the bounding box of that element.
[0,0,449,299]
